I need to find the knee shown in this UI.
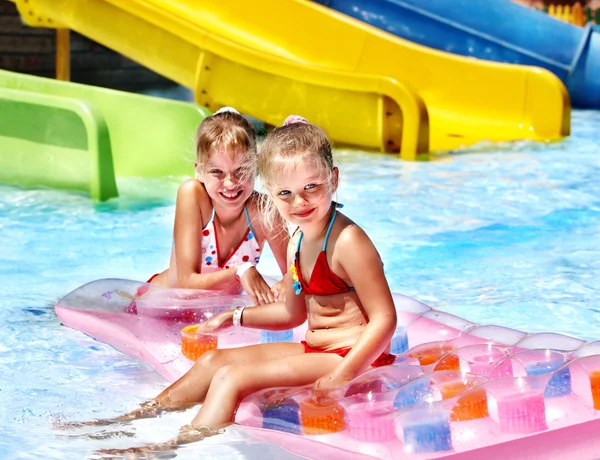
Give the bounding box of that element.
[192,349,225,373]
[211,364,243,393]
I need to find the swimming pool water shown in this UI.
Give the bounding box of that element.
[1,110,599,458]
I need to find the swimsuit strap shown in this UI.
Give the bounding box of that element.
[243,206,255,235]
[295,207,338,253]
[296,230,304,252]
[322,208,337,251]
[203,208,216,230]
[206,207,252,232]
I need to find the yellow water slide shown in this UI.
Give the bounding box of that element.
[13,0,570,160]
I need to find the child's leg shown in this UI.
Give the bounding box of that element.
[191,352,344,428]
[56,343,306,430]
[66,342,306,428]
[154,342,305,409]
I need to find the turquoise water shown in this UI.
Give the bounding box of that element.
[1,110,600,458]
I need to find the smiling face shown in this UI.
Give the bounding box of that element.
[199,148,255,209]
[271,156,338,232]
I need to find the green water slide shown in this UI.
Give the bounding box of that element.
[0,70,210,200]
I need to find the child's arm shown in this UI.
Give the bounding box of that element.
[196,237,307,332]
[264,212,291,276]
[248,197,291,301]
[319,226,397,384]
[244,234,307,328]
[172,180,240,290]
[263,211,293,300]
[247,194,290,276]
[200,298,306,332]
[237,254,307,329]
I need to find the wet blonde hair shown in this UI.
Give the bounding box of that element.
[195,109,257,182]
[258,118,336,229]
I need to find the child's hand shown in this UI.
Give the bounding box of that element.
[239,266,275,305]
[195,311,233,333]
[312,371,349,404]
[270,280,287,302]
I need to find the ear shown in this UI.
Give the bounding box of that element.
[331,167,340,192]
[194,161,204,181]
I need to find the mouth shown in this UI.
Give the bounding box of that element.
[293,208,315,218]
[220,190,243,201]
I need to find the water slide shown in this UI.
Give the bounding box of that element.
[316,0,600,109]
[0,69,208,199]
[12,0,570,160]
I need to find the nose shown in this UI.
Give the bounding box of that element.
[223,174,236,188]
[293,193,307,207]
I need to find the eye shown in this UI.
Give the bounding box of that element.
[305,183,319,190]
[277,190,291,196]
[209,169,222,175]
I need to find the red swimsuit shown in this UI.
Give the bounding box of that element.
[301,341,396,367]
[293,208,395,367]
[293,239,354,296]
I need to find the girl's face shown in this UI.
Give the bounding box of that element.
[198,149,254,209]
[271,159,338,231]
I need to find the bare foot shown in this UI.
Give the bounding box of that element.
[97,443,176,456]
[53,400,199,431]
[96,425,224,456]
[55,428,136,440]
[53,418,124,430]
[176,424,224,444]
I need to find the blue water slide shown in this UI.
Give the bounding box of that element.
[315,0,600,108]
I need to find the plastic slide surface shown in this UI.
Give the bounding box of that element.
[316,0,600,109]
[12,0,570,158]
[0,69,209,198]
[0,83,117,200]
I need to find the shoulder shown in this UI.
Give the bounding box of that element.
[175,179,211,221]
[333,214,379,259]
[177,178,205,198]
[332,216,384,274]
[335,214,371,246]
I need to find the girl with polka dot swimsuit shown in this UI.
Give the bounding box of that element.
[147,108,290,305]
[199,207,261,270]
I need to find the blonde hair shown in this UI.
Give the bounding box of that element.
[195,110,257,181]
[258,120,336,229]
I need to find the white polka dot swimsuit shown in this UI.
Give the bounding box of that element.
[200,207,262,273]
